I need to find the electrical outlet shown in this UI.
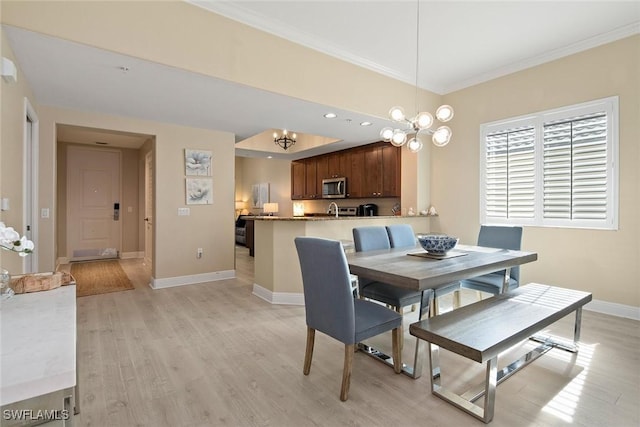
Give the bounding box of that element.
[197,248,203,259]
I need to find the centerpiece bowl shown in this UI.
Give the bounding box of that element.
[416,234,458,255]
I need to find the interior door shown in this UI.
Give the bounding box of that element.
[144,151,153,267]
[67,146,121,261]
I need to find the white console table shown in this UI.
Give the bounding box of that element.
[1,285,77,426]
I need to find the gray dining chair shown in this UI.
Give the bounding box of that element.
[460,225,523,297]
[294,237,402,401]
[353,226,425,315]
[385,224,460,316]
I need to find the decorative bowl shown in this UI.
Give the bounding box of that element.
[416,234,458,255]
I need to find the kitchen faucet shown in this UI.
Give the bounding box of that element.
[327,202,339,218]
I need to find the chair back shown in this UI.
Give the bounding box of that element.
[477,225,523,281]
[386,224,416,248]
[294,237,355,344]
[352,226,390,252]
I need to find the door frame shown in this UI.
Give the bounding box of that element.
[23,97,39,273]
[144,150,153,268]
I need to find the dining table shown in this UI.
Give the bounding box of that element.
[346,243,538,378]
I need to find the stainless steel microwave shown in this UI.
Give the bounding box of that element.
[322,177,347,199]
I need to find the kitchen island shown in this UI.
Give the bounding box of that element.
[251,215,433,305]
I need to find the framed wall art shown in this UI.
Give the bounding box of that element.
[185,149,212,176]
[251,182,269,208]
[186,178,213,205]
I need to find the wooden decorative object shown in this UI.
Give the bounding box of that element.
[11,272,75,294]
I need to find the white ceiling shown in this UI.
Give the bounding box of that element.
[3,1,639,158]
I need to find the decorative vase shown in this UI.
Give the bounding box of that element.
[1,268,14,300]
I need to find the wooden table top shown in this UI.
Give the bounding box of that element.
[346,244,538,291]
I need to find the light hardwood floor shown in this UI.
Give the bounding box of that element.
[74,246,640,426]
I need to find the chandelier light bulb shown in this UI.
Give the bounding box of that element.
[389,106,406,122]
[390,130,407,147]
[414,112,434,130]
[380,127,394,141]
[432,126,452,147]
[407,137,424,153]
[272,132,278,139]
[435,105,454,122]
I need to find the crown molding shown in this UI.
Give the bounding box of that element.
[186,0,413,85]
[440,22,640,94]
[188,2,639,96]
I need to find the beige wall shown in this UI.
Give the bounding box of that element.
[435,35,640,307]
[235,156,293,216]
[37,106,236,280]
[0,28,37,273]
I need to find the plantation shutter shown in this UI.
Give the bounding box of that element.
[484,126,535,219]
[543,112,608,220]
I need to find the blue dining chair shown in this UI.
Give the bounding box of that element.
[353,226,424,314]
[460,225,523,297]
[386,225,460,316]
[294,237,402,401]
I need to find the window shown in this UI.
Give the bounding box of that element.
[480,97,618,230]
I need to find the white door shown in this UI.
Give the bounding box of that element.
[67,146,121,261]
[144,151,153,267]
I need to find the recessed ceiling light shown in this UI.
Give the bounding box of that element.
[360,121,372,126]
[267,156,273,159]
[324,113,337,119]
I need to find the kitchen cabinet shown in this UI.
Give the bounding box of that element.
[362,142,401,197]
[346,149,364,198]
[327,152,348,178]
[291,160,305,200]
[290,141,400,200]
[304,158,321,199]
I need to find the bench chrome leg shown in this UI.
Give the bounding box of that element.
[429,342,497,423]
[530,306,583,353]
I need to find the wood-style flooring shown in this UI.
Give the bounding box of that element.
[74,246,640,426]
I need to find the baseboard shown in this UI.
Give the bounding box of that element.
[585,299,640,321]
[150,269,235,289]
[252,283,304,305]
[121,251,144,259]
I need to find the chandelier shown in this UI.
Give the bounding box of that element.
[273,129,296,150]
[380,1,454,152]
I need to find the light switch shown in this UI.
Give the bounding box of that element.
[127,206,133,213]
[41,208,49,218]
[178,207,190,216]
[1,198,9,211]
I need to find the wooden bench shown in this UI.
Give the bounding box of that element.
[409,283,592,423]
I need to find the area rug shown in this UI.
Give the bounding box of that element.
[71,260,135,297]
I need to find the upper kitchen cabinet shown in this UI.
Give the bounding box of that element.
[304,158,321,199]
[290,141,400,200]
[362,142,401,198]
[291,160,305,200]
[327,151,349,179]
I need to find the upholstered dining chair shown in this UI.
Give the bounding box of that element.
[353,226,425,315]
[385,224,460,316]
[295,237,402,401]
[460,225,523,297]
